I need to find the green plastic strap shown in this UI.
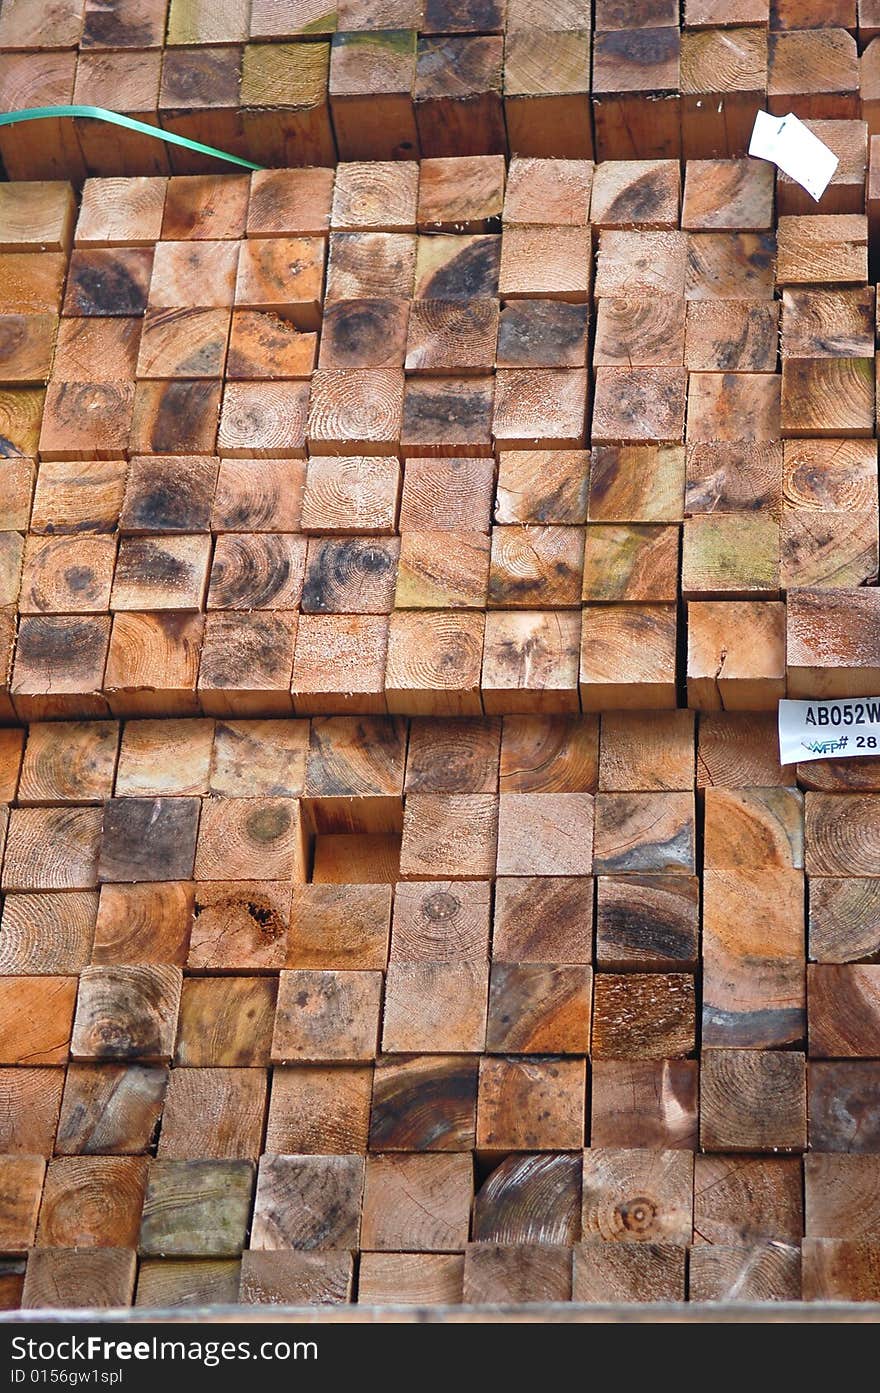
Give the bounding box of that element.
[0,105,263,171]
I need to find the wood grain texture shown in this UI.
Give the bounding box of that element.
[486,963,591,1054]
[597,875,699,969]
[702,867,805,1048]
[477,1056,586,1150]
[689,1244,802,1302]
[36,1155,147,1249]
[472,1154,581,1245]
[590,1060,698,1150]
[462,1243,572,1303]
[251,1153,363,1251]
[358,1253,463,1305]
[581,1148,693,1244]
[139,1160,254,1257]
[369,1056,477,1152]
[55,1064,167,1157]
[808,964,880,1056]
[573,1242,686,1301]
[361,1153,472,1251]
[266,1065,372,1156]
[592,974,695,1059]
[694,1155,803,1246]
[239,1251,353,1305]
[700,1049,807,1152]
[22,1248,136,1310]
[492,876,593,963]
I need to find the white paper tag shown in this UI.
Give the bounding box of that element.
[749,109,838,202]
[778,698,880,764]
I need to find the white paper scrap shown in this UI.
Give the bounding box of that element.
[749,109,838,202]
[778,697,880,765]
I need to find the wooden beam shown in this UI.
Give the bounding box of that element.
[504,158,593,227]
[94,883,192,966]
[476,1056,586,1150]
[189,881,289,972]
[687,600,785,709]
[140,1160,254,1257]
[776,213,868,285]
[589,159,681,230]
[272,968,382,1062]
[71,965,183,1063]
[488,525,584,607]
[239,1252,353,1305]
[808,964,880,1055]
[413,36,505,157]
[803,1239,880,1301]
[382,961,488,1052]
[175,977,277,1067]
[329,32,419,161]
[22,1249,136,1309]
[472,1154,581,1245]
[157,1069,267,1161]
[482,611,581,715]
[592,29,682,160]
[590,1059,698,1149]
[250,1153,362,1252]
[462,1244,572,1303]
[787,586,880,696]
[686,230,777,299]
[36,1156,147,1248]
[361,1154,472,1251]
[694,1154,803,1245]
[706,776,803,871]
[682,158,774,231]
[809,1061,880,1151]
[369,1056,477,1152]
[592,972,695,1058]
[593,792,696,874]
[396,531,489,608]
[573,1242,686,1301]
[768,28,859,119]
[580,603,678,710]
[266,1064,372,1155]
[778,118,867,215]
[240,42,335,167]
[55,1064,167,1157]
[805,1153,880,1238]
[493,876,593,963]
[0,1067,63,1157]
[486,963,592,1053]
[689,1245,802,1301]
[596,875,699,969]
[0,1156,45,1253]
[581,1148,693,1243]
[702,867,805,1047]
[681,27,768,159]
[589,445,685,523]
[700,1048,807,1151]
[385,610,484,715]
[404,716,500,793]
[809,877,880,961]
[358,1254,463,1305]
[685,301,778,372]
[503,31,593,158]
[390,879,489,961]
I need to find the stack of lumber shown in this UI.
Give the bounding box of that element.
[5,0,880,1324]
[4,1,880,173]
[0,710,875,1310]
[4,160,880,716]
